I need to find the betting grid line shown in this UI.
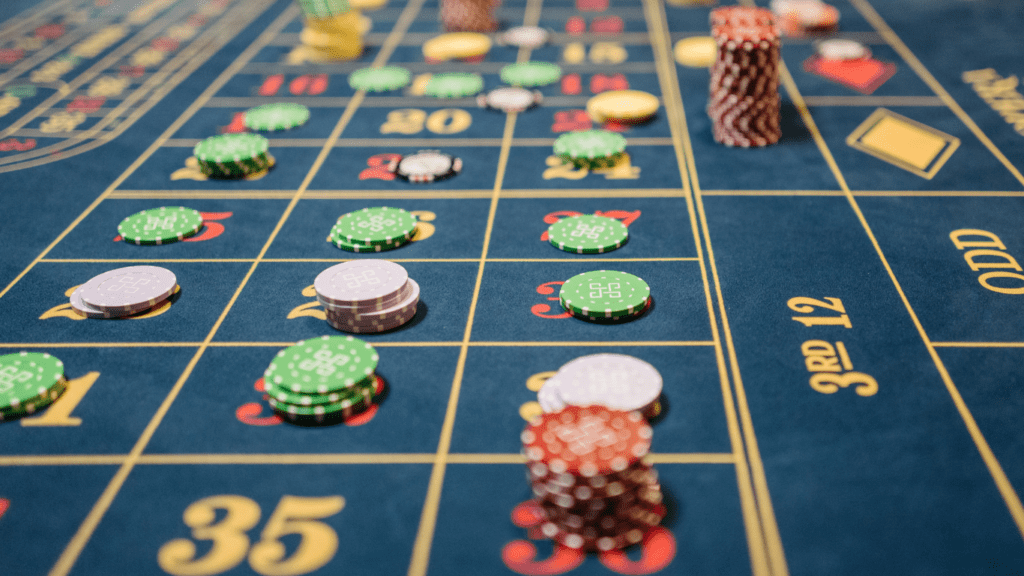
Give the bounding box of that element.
[849,0,1024,189]
[642,1,775,575]
[44,2,428,574]
[653,1,797,575]
[0,3,302,303]
[775,51,1024,541]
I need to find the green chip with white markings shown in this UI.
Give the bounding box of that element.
[548,214,629,254]
[553,129,627,169]
[332,207,418,246]
[264,335,379,395]
[193,133,272,178]
[0,377,66,421]
[424,72,484,98]
[118,206,204,246]
[330,232,409,253]
[0,352,66,413]
[244,103,310,131]
[559,270,650,318]
[499,61,562,87]
[349,65,412,92]
[265,372,376,407]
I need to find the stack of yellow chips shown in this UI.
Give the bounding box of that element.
[294,0,364,61]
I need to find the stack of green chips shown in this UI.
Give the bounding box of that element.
[0,352,68,422]
[193,133,274,179]
[328,207,419,253]
[553,130,627,169]
[262,336,383,424]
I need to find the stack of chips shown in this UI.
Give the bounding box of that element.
[707,6,781,148]
[70,265,179,319]
[193,133,274,179]
[294,0,363,61]
[314,260,420,334]
[559,270,651,323]
[522,406,665,551]
[0,352,67,422]
[263,335,384,423]
[329,207,418,253]
[440,0,497,32]
[537,354,663,420]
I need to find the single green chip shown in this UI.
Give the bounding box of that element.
[500,61,562,87]
[118,206,204,246]
[553,130,627,169]
[349,65,412,92]
[0,352,65,412]
[5,84,36,99]
[424,72,484,98]
[265,373,376,407]
[0,377,66,420]
[548,214,629,254]
[264,335,379,395]
[193,133,272,178]
[244,103,310,131]
[332,207,418,246]
[559,270,651,318]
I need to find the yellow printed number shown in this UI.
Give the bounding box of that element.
[380,108,471,135]
[158,495,345,576]
[409,210,436,242]
[519,371,556,422]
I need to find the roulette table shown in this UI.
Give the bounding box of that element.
[1,0,1023,574]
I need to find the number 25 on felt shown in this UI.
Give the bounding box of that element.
[159,495,345,576]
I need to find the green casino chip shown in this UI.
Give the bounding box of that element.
[117,206,204,246]
[0,352,65,413]
[193,133,273,178]
[265,372,376,407]
[332,207,418,246]
[330,232,408,253]
[553,130,627,169]
[269,392,371,417]
[499,61,562,87]
[243,103,311,131]
[424,72,484,98]
[0,377,66,420]
[349,65,412,92]
[559,270,651,318]
[548,214,629,254]
[264,335,379,395]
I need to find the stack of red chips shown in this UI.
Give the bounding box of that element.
[521,406,665,552]
[707,6,781,147]
[440,0,498,32]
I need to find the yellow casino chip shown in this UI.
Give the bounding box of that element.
[422,32,492,61]
[586,90,660,124]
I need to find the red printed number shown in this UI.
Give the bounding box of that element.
[183,211,231,242]
[552,110,591,133]
[576,0,608,11]
[67,96,105,113]
[560,74,582,96]
[0,498,9,520]
[590,73,629,94]
[235,378,283,426]
[359,153,401,180]
[0,138,36,152]
[532,282,571,319]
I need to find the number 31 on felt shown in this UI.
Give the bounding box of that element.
[158,495,345,576]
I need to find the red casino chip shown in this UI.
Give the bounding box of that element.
[521,406,652,476]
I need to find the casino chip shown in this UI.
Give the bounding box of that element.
[816,38,870,60]
[193,133,273,178]
[544,354,663,418]
[499,61,562,87]
[244,103,310,131]
[331,207,418,247]
[314,260,420,333]
[477,87,542,113]
[263,336,386,423]
[388,150,462,183]
[424,72,484,98]
[118,207,203,246]
[349,65,412,92]
[547,214,629,254]
[0,352,67,420]
[500,26,549,48]
[521,406,663,551]
[74,266,178,318]
[559,270,650,320]
[586,90,659,125]
[553,130,627,169]
[422,32,492,62]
